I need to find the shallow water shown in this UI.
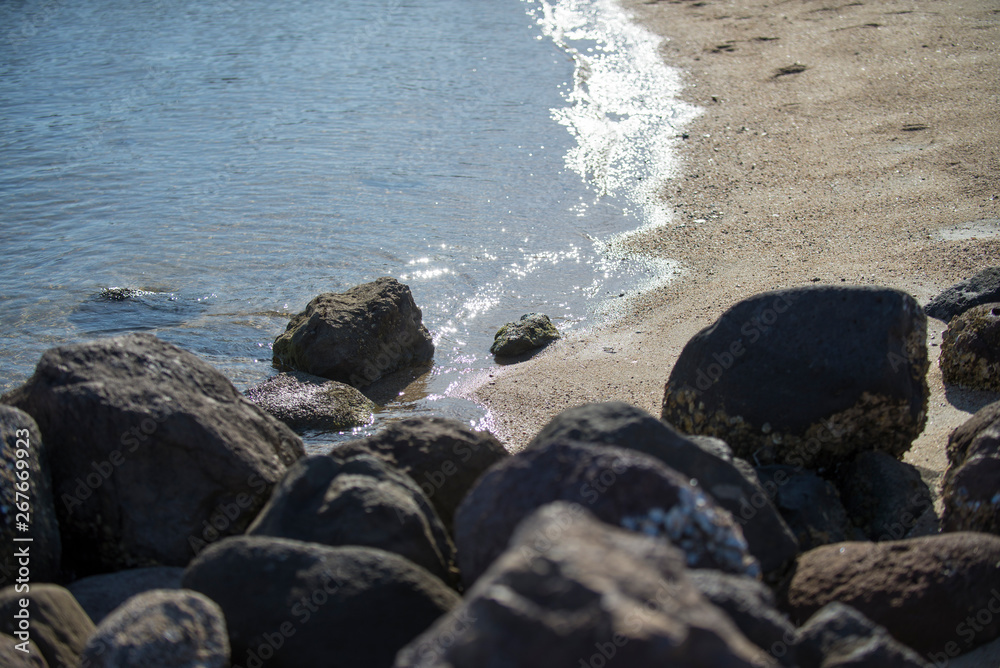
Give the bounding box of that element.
[0,0,695,446]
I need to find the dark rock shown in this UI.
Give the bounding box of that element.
[244,371,375,431]
[489,312,560,357]
[0,633,47,667]
[246,454,458,587]
[1,333,304,576]
[68,566,184,624]
[527,402,798,574]
[80,589,229,668]
[0,406,60,582]
[835,451,933,541]
[688,569,797,664]
[662,286,929,469]
[756,466,863,550]
[272,277,434,388]
[6,336,304,575]
[939,302,1000,391]
[925,267,1000,322]
[183,536,459,668]
[942,421,1000,534]
[946,399,1000,469]
[396,502,775,668]
[784,532,1000,655]
[794,602,932,667]
[331,416,507,533]
[454,439,758,588]
[0,584,94,668]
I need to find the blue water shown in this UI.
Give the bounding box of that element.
[0,0,680,443]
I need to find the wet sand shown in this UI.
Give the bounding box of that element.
[468,0,1000,661]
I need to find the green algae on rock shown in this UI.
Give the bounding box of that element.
[490,312,560,357]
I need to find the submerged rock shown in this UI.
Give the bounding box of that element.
[272,277,434,388]
[939,302,1000,391]
[244,370,375,431]
[661,286,928,469]
[925,267,1000,322]
[489,312,560,357]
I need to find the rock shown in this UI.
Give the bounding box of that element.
[0,633,47,667]
[331,416,507,532]
[183,536,460,668]
[0,406,60,582]
[756,466,862,550]
[1,333,304,576]
[687,569,797,664]
[396,502,775,668]
[794,602,932,667]
[783,532,1000,655]
[946,399,1000,469]
[0,584,95,668]
[80,589,229,668]
[939,302,1000,391]
[272,277,434,388]
[661,286,929,469]
[489,312,560,357]
[527,402,798,575]
[244,371,375,431]
[246,454,459,587]
[925,267,1000,322]
[68,566,185,624]
[835,451,933,541]
[942,420,1000,534]
[454,439,758,588]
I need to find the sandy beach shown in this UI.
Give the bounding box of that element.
[470,0,999,659]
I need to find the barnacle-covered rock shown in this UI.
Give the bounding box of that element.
[244,370,375,431]
[939,302,1000,392]
[489,312,560,357]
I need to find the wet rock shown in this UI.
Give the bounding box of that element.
[244,370,375,431]
[0,406,60,582]
[80,589,229,668]
[1,333,304,575]
[688,569,797,664]
[942,419,1000,534]
[527,402,798,575]
[489,312,560,357]
[454,439,758,588]
[783,532,1000,655]
[835,451,933,541]
[925,267,1000,322]
[939,302,1000,391]
[396,502,775,668]
[246,454,459,587]
[794,602,931,667]
[68,566,185,624]
[0,584,95,668]
[661,286,929,469]
[0,633,47,667]
[331,416,507,533]
[183,536,460,668]
[272,277,434,388]
[756,466,862,550]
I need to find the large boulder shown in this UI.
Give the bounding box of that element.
[835,451,933,541]
[244,371,375,431]
[0,406,60,582]
[272,277,434,387]
[925,267,1000,322]
[80,589,229,668]
[0,584,95,668]
[454,439,758,587]
[756,466,862,551]
[331,417,507,533]
[68,566,185,624]
[1,333,304,575]
[396,502,775,668]
[794,602,931,667]
[942,418,1000,534]
[489,312,560,357]
[939,302,1000,391]
[183,536,459,668]
[783,532,1000,655]
[661,286,929,470]
[245,454,459,587]
[527,402,798,575]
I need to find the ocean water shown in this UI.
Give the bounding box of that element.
[0,0,697,445]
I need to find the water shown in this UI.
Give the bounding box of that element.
[0,0,697,446]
